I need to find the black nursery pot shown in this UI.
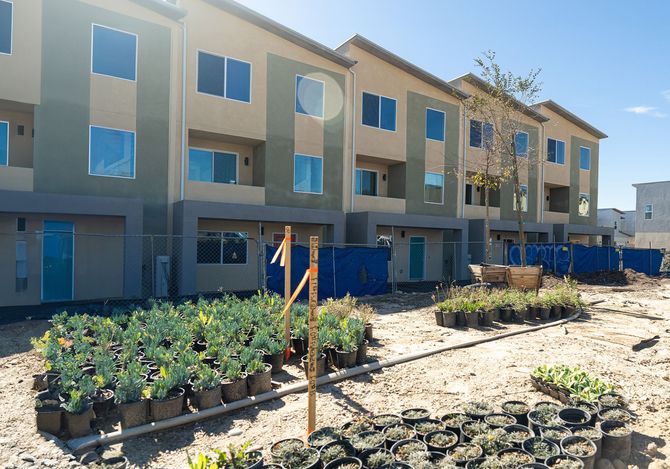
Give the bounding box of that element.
[358,448,393,468]
[442,311,457,328]
[557,408,591,429]
[334,349,358,369]
[356,340,369,366]
[464,311,480,328]
[423,430,458,453]
[560,436,597,469]
[440,412,468,438]
[570,401,598,427]
[323,456,362,469]
[35,404,63,435]
[222,375,248,403]
[118,399,147,428]
[572,426,602,460]
[455,310,466,327]
[545,455,584,469]
[538,307,551,320]
[302,353,327,378]
[400,408,431,425]
[319,440,356,464]
[247,363,272,396]
[264,351,284,374]
[521,437,560,463]
[479,310,495,327]
[435,310,445,327]
[292,337,306,356]
[600,420,632,462]
[500,307,514,322]
[501,401,530,426]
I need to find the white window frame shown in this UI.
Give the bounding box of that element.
[424,171,445,205]
[425,107,446,142]
[90,23,138,82]
[355,168,379,196]
[197,230,249,266]
[644,204,653,220]
[88,125,136,179]
[0,0,13,56]
[0,120,8,166]
[579,146,591,171]
[514,184,529,212]
[361,90,397,133]
[195,49,253,104]
[295,74,325,119]
[188,147,239,185]
[547,137,566,165]
[578,193,591,217]
[514,131,529,157]
[293,153,323,195]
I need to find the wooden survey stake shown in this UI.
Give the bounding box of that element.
[307,236,318,434]
[284,226,292,355]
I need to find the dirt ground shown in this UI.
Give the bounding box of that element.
[1,277,670,469]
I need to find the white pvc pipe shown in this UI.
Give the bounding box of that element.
[67,308,583,454]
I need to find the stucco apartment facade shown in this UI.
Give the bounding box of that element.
[598,208,635,247]
[0,0,612,306]
[633,181,670,249]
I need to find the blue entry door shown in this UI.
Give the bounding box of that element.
[409,236,425,280]
[42,221,74,301]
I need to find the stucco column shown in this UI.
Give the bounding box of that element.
[173,201,198,296]
[123,203,143,299]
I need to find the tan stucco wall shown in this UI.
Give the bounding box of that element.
[0,166,33,191]
[195,219,327,292]
[377,226,444,282]
[294,108,324,157]
[90,74,137,131]
[0,108,33,167]
[0,0,42,105]
[0,213,125,306]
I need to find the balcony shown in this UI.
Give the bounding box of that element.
[187,181,265,205]
[0,166,33,192]
[543,210,569,224]
[0,100,35,193]
[354,194,405,213]
[464,204,500,220]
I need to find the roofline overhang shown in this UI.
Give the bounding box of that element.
[533,99,608,139]
[129,0,188,20]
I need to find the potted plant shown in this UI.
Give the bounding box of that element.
[264,335,288,374]
[472,428,512,456]
[356,304,376,341]
[35,391,63,435]
[400,408,431,425]
[413,419,445,439]
[221,360,248,403]
[359,449,394,469]
[500,401,529,426]
[61,385,95,438]
[545,455,584,469]
[147,365,186,422]
[484,413,516,428]
[191,364,221,410]
[209,441,263,469]
[557,408,590,429]
[440,412,470,437]
[390,439,428,462]
[115,362,148,428]
[600,420,632,462]
[424,430,458,452]
[271,438,305,461]
[597,407,633,423]
[301,352,327,378]
[307,427,341,449]
[496,448,535,467]
[340,416,374,438]
[521,437,559,463]
[596,392,627,410]
[334,332,358,369]
[571,426,602,460]
[323,456,363,469]
[447,443,483,466]
[372,413,402,431]
[92,352,116,415]
[245,352,272,396]
[461,420,492,442]
[350,431,386,452]
[383,424,416,448]
[559,436,596,469]
[275,445,320,469]
[319,440,355,464]
[463,401,493,420]
[502,424,534,447]
[569,401,598,427]
[539,426,571,445]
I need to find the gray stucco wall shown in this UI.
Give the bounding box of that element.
[500,123,539,223]
[34,0,172,234]
[635,182,670,234]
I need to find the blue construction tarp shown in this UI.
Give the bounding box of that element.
[622,248,663,275]
[572,245,618,273]
[508,243,572,275]
[265,245,389,300]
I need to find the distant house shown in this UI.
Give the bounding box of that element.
[597,208,635,246]
[633,181,670,249]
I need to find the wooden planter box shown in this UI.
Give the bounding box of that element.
[506,265,543,291]
[469,264,508,284]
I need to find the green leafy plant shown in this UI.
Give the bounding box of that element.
[192,364,220,392]
[114,364,145,404]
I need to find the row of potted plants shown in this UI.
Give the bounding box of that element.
[32,293,377,439]
[187,397,633,469]
[530,365,618,406]
[433,281,584,328]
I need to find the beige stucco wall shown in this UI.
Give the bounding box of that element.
[0,108,33,167]
[90,74,137,131]
[0,0,42,105]
[294,111,324,157]
[0,166,33,191]
[0,213,125,306]
[377,226,444,282]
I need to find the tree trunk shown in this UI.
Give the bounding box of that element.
[484,184,491,263]
[511,151,527,267]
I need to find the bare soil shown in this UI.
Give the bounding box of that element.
[1,278,670,468]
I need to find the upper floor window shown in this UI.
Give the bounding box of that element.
[424,172,444,204]
[578,193,590,217]
[0,120,7,165]
[469,120,493,149]
[579,146,591,170]
[514,184,528,212]
[197,51,251,103]
[188,148,237,184]
[426,108,445,141]
[547,138,565,164]
[295,75,324,118]
[644,204,653,220]
[514,131,529,157]
[294,153,323,194]
[91,24,137,81]
[362,92,396,131]
[0,0,12,55]
[355,168,378,196]
[89,125,135,178]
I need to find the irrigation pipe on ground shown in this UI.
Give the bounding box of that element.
[67,306,586,454]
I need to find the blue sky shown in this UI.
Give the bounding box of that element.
[239,0,670,211]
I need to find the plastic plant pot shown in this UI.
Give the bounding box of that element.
[600,420,632,462]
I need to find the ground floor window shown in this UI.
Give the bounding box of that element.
[197,231,248,264]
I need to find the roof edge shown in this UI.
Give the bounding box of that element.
[203,0,355,68]
[633,180,670,187]
[129,0,188,20]
[534,99,608,139]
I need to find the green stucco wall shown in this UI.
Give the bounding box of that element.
[34,0,171,234]
[405,91,459,217]
[261,53,345,211]
[500,123,539,223]
[569,136,599,225]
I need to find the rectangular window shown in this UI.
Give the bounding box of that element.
[197,231,248,265]
[469,120,493,149]
[355,168,378,196]
[578,193,590,217]
[0,0,12,55]
[91,24,137,81]
[580,146,591,170]
[465,184,473,205]
[361,91,396,131]
[513,184,528,212]
[514,131,529,157]
[295,75,324,118]
[294,154,323,194]
[197,51,251,103]
[644,204,653,220]
[424,172,444,204]
[89,125,135,178]
[188,148,237,184]
[426,108,445,141]
[547,138,565,164]
[0,120,8,165]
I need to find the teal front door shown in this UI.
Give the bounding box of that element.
[409,236,425,280]
[42,221,74,302]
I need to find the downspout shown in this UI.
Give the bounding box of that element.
[349,69,357,212]
[179,19,187,201]
[461,103,467,218]
[540,122,545,224]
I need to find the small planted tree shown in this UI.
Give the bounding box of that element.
[465,51,543,266]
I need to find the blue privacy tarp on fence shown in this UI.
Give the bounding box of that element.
[508,243,572,275]
[572,244,618,273]
[266,245,389,300]
[622,248,663,275]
